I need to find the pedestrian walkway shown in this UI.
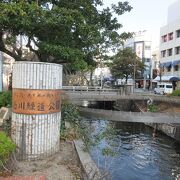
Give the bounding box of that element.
[0,142,81,180]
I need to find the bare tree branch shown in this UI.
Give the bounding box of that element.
[0,32,22,61]
[26,37,40,61]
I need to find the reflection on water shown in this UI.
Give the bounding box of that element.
[85,119,180,180]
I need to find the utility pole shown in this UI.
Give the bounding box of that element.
[0,51,3,92]
[133,60,136,92]
[159,63,162,83]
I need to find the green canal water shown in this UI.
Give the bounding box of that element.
[83,118,180,180]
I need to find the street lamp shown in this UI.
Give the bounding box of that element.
[159,61,162,82]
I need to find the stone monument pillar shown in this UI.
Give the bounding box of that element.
[11,62,62,160]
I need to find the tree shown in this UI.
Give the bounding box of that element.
[110,47,145,84]
[0,0,132,71]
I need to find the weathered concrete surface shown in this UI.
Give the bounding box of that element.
[146,123,180,142]
[12,62,62,160]
[74,140,102,180]
[63,91,180,104]
[79,107,180,124]
[12,141,81,180]
[0,107,11,126]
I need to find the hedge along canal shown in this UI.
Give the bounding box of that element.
[80,118,180,180]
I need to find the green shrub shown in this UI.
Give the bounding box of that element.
[61,103,79,123]
[171,90,180,96]
[61,103,80,138]
[2,119,11,136]
[0,91,12,108]
[0,131,15,169]
[147,104,157,112]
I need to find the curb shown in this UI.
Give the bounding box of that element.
[73,140,102,180]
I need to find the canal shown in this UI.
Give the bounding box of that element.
[82,118,180,180]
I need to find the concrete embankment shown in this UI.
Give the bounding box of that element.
[79,107,180,124]
[145,123,180,142]
[133,101,180,143]
[65,122,102,179]
[73,140,102,180]
[79,107,180,142]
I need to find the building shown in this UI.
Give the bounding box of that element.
[124,30,152,89]
[0,52,14,91]
[0,34,36,91]
[158,0,180,89]
[151,48,160,79]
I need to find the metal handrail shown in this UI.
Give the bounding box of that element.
[62,85,133,93]
[63,86,116,91]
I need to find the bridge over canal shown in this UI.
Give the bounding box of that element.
[62,86,180,104]
[62,86,180,123]
[62,86,180,142]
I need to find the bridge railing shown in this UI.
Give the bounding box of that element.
[62,86,132,95]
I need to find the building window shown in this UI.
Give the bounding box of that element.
[161,50,166,58]
[168,32,173,41]
[145,45,151,50]
[146,58,150,62]
[167,65,171,72]
[176,29,180,38]
[175,46,180,54]
[161,35,167,43]
[174,65,179,71]
[167,48,172,56]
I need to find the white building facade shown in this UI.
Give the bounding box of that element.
[160,20,180,78]
[125,30,152,89]
[151,49,160,78]
[159,0,180,89]
[0,52,14,91]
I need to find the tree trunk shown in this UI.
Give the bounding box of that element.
[89,70,93,86]
[125,76,128,84]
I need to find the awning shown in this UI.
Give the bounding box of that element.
[164,62,172,67]
[159,62,172,67]
[152,75,174,82]
[159,63,165,68]
[169,76,180,81]
[172,60,180,66]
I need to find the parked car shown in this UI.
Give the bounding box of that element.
[154,82,173,95]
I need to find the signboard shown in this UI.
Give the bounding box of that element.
[12,89,61,114]
[135,42,143,59]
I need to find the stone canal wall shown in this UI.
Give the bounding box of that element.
[145,123,180,142]
[79,107,180,142]
[79,107,180,124]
